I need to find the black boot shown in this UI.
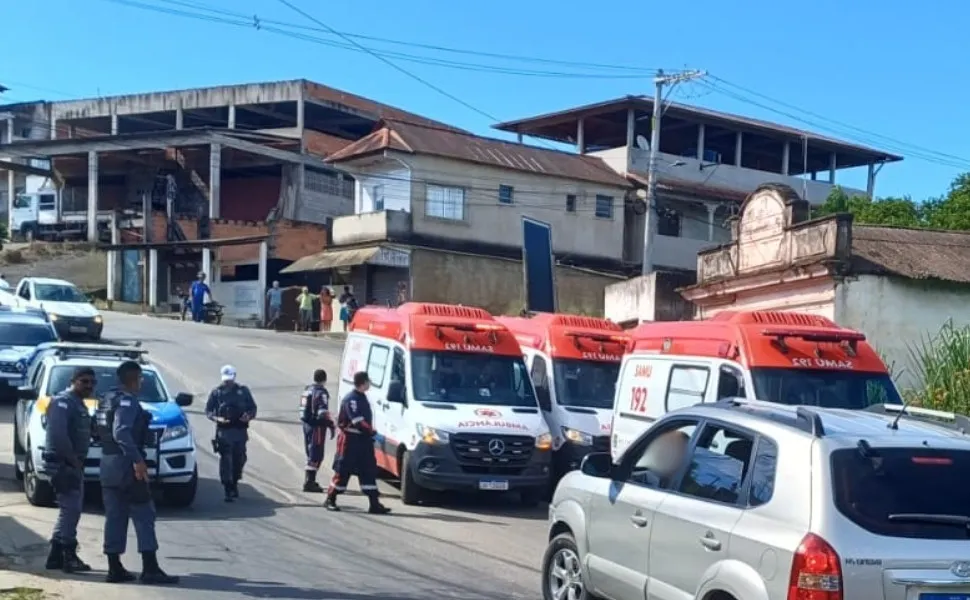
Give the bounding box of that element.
[105,553,136,583]
[62,541,92,573]
[223,484,233,502]
[230,481,239,499]
[367,494,391,515]
[45,541,63,570]
[139,551,179,585]
[323,493,340,511]
[303,471,323,493]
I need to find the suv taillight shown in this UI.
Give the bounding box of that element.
[787,533,842,600]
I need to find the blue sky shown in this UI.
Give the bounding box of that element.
[3,0,967,200]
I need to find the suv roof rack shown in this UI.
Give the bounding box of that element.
[38,341,149,364]
[864,403,970,434]
[711,398,826,437]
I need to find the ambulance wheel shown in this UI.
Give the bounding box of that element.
[399,450,423,506]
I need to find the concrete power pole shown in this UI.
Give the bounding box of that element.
[641,69,707,275]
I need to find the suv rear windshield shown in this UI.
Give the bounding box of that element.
[832,447,970,539]
[751,368,901,409]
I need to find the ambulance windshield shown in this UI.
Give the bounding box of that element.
[410,350,539,408]
[751,368,902,409]
[553,359,620,409]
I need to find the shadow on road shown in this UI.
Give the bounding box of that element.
[155,476,318,521]
[379,481,548,521]
[165,572,495,599]
[0,515,50,573]
[0,404,13,426]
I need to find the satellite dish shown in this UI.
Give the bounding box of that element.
[635,135,650,151]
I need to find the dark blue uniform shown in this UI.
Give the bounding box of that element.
[205,382,257,498]
[326,390,380,499]
[43,389,92,571]
[96,389,157,556]
[300,383,334,470]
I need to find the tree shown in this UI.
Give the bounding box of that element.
[812,173,970,231]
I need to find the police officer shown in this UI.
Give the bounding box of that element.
[300,369,335,493]
[96,360,178,585]
[205,365,257,502]
[44,367,95,573]
[323,371,391,514]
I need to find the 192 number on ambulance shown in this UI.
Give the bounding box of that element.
[629,386,648,413]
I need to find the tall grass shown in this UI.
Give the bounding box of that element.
[905,320,970,415]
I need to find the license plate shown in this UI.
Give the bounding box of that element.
[69,326,86,333]
[920,595,970,600]
[478,479,509,491]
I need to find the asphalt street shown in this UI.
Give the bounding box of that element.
[0,312,549,599]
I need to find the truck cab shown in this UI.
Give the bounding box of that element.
[9,176,111,242]
[10,189,58,241]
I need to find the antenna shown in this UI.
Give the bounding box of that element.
[889,399,912,430]
[635,135,650,151]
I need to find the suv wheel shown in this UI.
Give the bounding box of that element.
[542,533,591,600]
[24,448,55,507]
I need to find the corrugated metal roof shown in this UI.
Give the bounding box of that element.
[327,120,631,188]
[281,246,382,274]
[852,226,970,284]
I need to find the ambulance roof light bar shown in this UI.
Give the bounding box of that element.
[761,326,865,355]
[425,320,504,343]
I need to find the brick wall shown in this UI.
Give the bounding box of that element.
[221,175,281,221]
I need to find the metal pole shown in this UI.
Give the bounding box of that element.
[639,69,706,276]
[641,72,665,276]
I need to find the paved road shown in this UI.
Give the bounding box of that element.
[0,312,549,599]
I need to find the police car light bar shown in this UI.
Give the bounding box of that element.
[46,342,149,362]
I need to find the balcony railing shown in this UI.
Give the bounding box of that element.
[332,210,412,246]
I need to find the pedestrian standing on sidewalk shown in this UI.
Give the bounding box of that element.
[296,286,317,332]
[319,287,334,332]
[265,281,283,329]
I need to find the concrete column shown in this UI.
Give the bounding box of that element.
[50,115,58,140]
[106,213,119,305]
[148,249,158,309]
[201,247,212,283]
[227,104,236,129]
[626,108,636,150]
[781,141,790,176]
[734,132,743,166]
[866,162,876,198]
[208,143,221,218]
[87,151,99,243]
[258,240,268,321]
[576,119,586,154]
[829,152,837,183]
[296,97,305,152]
[6,170,13,236]
[175,100,184,130]
[707,204,717,242]
[696,124,706,161]
[110,113,119,135]
[516,132,523,144]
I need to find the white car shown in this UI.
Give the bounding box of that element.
[15,277,103,341]
[13,343,198,507]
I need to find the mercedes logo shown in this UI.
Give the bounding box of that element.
[951,562,970,578]
[487,439,505,456]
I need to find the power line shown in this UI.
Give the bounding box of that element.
[161,0,662,74]
[99,0,660,80]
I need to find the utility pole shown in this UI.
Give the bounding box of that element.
[641,69,707,275]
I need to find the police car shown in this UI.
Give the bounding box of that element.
[12,343,198,507]
[0,306,58,401]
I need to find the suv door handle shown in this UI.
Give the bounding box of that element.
[699,533,721,551]
[630,512,649,528]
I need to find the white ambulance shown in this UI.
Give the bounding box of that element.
[337,302,552,506]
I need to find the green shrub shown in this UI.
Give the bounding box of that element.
[905,320,970,414]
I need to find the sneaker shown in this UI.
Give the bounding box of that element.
[368,503,392,515]
[323,497,340,512]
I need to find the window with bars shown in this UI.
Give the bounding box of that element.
[566,194,577,213]
[425,184,465,221]
[305,169,354,199]
[499,185,514,204]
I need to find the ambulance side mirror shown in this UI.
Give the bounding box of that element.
[387,380,407,407]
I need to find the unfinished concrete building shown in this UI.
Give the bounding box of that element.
[0,79,451,319]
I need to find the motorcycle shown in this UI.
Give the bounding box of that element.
[178,296,224,325]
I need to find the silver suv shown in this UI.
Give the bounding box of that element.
[542,398,970,600]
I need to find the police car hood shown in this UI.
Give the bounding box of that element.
[38,301,99,318]
[0,346,36,362]
[557,406,614,438]
[421,403,550,437]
